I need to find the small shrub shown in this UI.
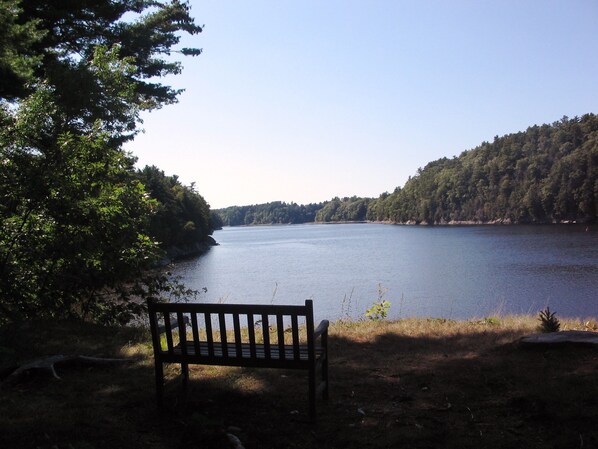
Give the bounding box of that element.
[365,284,391,321]
[365,300,391,321]
[538,307,561,333]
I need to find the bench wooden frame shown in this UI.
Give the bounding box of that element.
[148,299,329,420]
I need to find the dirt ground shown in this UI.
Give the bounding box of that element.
[1,318,597,448]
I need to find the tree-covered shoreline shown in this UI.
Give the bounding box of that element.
[215,114,598,227]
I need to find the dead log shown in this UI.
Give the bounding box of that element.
[226,433,246,449]
[519,330,598,348]
[1,355,135,386]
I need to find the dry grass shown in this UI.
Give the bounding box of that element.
[1,315,598,448]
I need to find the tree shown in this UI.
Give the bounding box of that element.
[4,0,202,139]
[0,1,204,324]
[0,86,161,323]
[0,0,45,99]
[138,165,214,249]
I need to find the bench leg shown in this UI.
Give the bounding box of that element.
[155,360,164,408]
[181,362,189,390]
[322,353,329,401]
[309,365,316,421]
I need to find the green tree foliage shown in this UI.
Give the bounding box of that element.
[3,0,202,140]
[314,196,371,222]
[0,1,205,324]
[0,87,160,323]
[215,196,373,227]
[0,0,45,99]
[210,210,224,230]
[216,201,324,226]
[367,115,598,224]
[137,166,214,249]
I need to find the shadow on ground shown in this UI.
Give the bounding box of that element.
[151,326,598,449]
[1,321,598,449]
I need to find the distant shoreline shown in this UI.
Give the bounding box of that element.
[220,220,592,228]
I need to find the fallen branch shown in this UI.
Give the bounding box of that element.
[2,355,135,386]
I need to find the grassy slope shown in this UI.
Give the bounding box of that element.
[1,316,597,449]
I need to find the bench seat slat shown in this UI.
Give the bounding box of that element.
[176,341,323,359]
[158,342,324,366]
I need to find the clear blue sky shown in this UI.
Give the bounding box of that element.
[125,0,598,209]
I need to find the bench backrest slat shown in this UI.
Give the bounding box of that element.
[149,301,310,315]
[191,313,201,355]
[164,313,174,354]
[305,301,315,362]
[233,313,242,357]
[177,312,187,356]
[277,314,285,360]
[149,308,162,356]
[291,314,300,360]
[247,313,257,358]
[262,314,271,359]
[218,312,228,357]
[205,312,214,357]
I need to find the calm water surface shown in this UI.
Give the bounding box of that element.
[173,224,598,322]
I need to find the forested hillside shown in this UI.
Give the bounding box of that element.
[367,114,598,224]
[216,114,598,226]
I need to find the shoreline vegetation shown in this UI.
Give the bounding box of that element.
[216,213,596,228]
[2,313,597,448]
[219,219,591,227]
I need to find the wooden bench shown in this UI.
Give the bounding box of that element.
[147,299,329,420]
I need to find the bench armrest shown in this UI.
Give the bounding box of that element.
[314,320,329,340]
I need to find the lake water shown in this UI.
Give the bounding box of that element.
[173,224,598,322]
